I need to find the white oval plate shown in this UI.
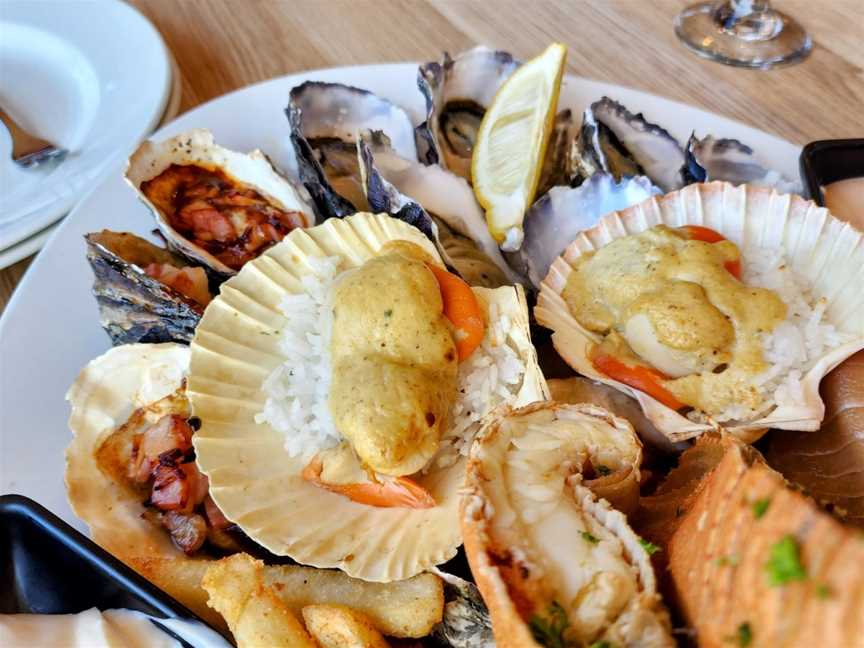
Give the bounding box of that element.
[0,0,170,249]
[0,62,799,532]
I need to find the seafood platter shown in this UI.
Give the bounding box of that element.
[52,43,864,647]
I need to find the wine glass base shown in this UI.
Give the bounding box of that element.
[675,2,812,69]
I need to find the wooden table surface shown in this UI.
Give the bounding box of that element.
[2,0,862,314]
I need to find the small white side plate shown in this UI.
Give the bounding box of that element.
[0,0,171,249]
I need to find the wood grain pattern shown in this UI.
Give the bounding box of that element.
[2,0,862,313]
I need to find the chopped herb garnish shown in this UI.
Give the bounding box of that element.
[765,535,806,586]
[581,531,600,544]
[384,309,393,317]
[715,554,740,567]
[528,601,570,648]
[596,465,612,476]
[639,538,661,555]
[816,583,831,599]
[589,642,612,648]
[736,621,753,647]
[752,497,771,519]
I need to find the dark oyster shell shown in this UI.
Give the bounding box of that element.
[85,231,207,345]
[429,570,494,648]
[573,97,685,192]
[682,134,802,193]
[286,81,419,219]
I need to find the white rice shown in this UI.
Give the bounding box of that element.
[708,244,854,422]
[256,258,527,464]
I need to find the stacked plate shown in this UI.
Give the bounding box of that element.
[0,0,180,268]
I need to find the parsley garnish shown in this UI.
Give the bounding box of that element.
[384,309,393,317]
[736,622,753,647]
[752,497,771,519]
[581,531,600,544]
[596,465,612,476]
[589,642,612,648]
[639,538,661,555]
[816,583,831,599]
[765,535,806,586]
[528,601,570,648]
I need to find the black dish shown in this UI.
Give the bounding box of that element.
[799,138,864,204]
[0,494,219,643]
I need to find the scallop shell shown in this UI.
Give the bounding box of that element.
[64,343,221,628]
[188,212,548,582]
[535,182,864,443]
[125,129,316,275]
[461,401,673,648]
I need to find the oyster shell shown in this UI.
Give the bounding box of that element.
[65,343,222,629]
[430,570,494,648]
[572,97,685,192]
[85,231,208,345]
[417,47,574,190]
[683,133,802,193]
[461,401,673,648]
[125,129,315,275]
[359,139,525,286]
[536,182,864,443]
[286,81,418,217]
[508,173,660,288]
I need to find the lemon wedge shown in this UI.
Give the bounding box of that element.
[471,42,567,251]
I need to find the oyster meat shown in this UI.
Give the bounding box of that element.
[572,97,685,192]
[286,81,418,218]
[125,129,315,275]
[85,231,211,345]
[682,134,802,193]
[509,173,660,288]
[462,401,674,648]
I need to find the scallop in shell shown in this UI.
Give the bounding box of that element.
[188,212,548,582]
[125,129,315,276]
[683,133,802,193]
[64,343,222,628]
[461,401,674,648]
[508,173,660,289]
[286,81,419,218]
[572,97,685,192]
[418,47,574,191]
[85,231,211,345]
[536,182,864,443]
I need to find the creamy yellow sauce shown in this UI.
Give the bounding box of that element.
[562,226,787,416]
[328,244,458,476]
[823,177,864,230]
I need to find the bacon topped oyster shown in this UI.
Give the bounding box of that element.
[188,212,548,582]
[125,129,316,275]
[461,402,674,648]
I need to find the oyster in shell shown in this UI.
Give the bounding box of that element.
[286,81,418,217]
[509,173,660,288]
[683,133,802,193]
[418,47,574,191]
[461,401,673,648]
[359,139,525,286]
[85,230,211,345]
[572,97,685,192]
[125,129,315,275]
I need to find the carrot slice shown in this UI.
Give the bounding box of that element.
[591,351,685,410]
[426,263,485,361]
[302,456,436,509]
[680,225,742,279]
